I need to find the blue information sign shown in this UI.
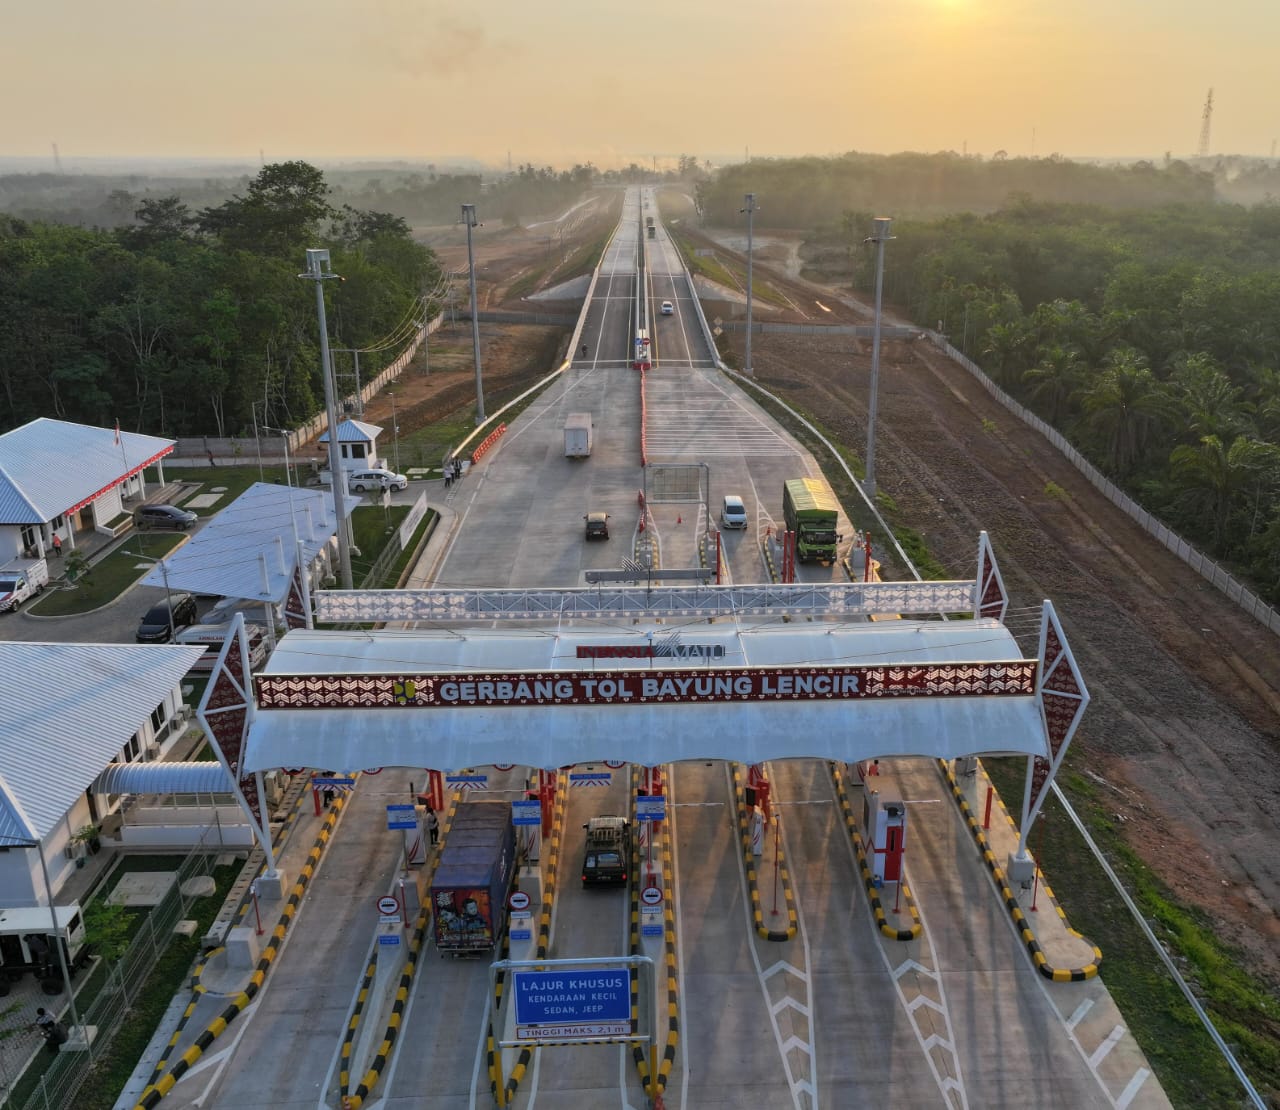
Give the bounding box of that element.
[386,804,417,830]
[510,928,532,941]
[569,772,612,785]
[512,799,541,826]
[446,774,488,784]
[313,776,357,788]
[635,796,666,821]
[513,968,630,1028]
[378,933,401,946]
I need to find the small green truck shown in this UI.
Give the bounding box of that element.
[782,478,841,564]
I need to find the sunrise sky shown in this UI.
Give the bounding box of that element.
[4,0,1276,169]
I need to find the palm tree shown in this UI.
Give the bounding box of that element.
[980,320,1032,388]
[1022,345,1085,427]
[1165,352,1253,444]
[1078,348,1171,476]
[1169,434,1278,548]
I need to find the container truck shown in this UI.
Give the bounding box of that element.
[430,801,517,955]
[563,413,593,458]
[782,478,841,564]
[0,557,49,613]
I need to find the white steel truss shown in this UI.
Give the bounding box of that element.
[313,580,978,623]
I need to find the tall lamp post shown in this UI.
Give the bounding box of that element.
[461,204,486,425]
[299,248,354,590]
[863,217,895,501]
[740,193,757,376]
[387,390,401,474]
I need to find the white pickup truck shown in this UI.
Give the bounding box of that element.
[0,557,50,613]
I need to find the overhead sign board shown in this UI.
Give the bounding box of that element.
[258,663,1037,711]
[513,968,631,1041]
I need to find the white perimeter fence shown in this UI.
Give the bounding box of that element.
[930,334,1280,638]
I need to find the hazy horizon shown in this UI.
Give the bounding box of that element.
[5,0,1277,170]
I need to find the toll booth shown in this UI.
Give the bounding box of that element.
[861,790,907,883]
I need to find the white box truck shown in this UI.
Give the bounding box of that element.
[0,557,49,613]
[564,413,593,458]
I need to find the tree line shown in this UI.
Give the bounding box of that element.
[0,161,441,438]
[835,194,1280,601]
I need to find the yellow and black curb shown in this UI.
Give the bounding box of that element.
[938,760,1101,982]
[830,764,922,940]
[134,795,347,1109]
[340,909,429,1108]
[337,954,379,1096]
[141,781,313,1093]
[629,766,679,1101]
[495,773,568,1105]
[732,764,798,941]
[763,537,780,583]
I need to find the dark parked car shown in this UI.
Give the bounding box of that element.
[134,504,198,530]
[135,592,198,643]
[584,511,610,541]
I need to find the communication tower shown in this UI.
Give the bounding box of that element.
[1197,89,1213,158]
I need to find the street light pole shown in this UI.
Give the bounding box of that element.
[300,249,353,590]
[388,390,400,473]
[740,193,757,376]
[462,204,485,425]
[863,217,895,501]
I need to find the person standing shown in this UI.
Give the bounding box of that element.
[425,806,439,846]
[51,534,62,558]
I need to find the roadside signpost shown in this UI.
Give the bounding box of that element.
[386,803,417,830]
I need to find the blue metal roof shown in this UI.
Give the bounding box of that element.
[317,419,382,444]
[0,418,175,525]
[0,642,206,842]
[138,482,352,603]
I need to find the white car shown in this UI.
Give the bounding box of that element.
[348,468,408,492]
[721,495,748,529]
[660,301,674,316]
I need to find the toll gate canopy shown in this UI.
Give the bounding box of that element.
[244,621,1049,773]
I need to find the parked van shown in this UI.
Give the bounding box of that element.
[721,495,748,529]
[0,904,91,989]
[175,622,269,673]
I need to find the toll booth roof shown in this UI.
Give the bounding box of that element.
[245,621,1049,772]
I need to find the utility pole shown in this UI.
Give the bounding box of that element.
[740,193,757,377]
[462,204,486,425]
[863,218,895,502]
[299,248,354,589]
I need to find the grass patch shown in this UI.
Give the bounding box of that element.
[667,225,792,309]
[982,755,1280,1107]
[30,533,187,615]
[66,859,242,1110]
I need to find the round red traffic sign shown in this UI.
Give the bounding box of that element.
[641,885,663,907]
[363,767,383,775]
[509,890,531,911]
[604,760,627,769]
[376,895,400,916]
[493,763,515,772]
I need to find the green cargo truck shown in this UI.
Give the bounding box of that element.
[782,478,841,564]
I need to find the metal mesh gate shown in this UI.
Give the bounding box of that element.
[643,463,708,506]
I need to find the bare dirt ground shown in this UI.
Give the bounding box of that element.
[380,209,1280,986]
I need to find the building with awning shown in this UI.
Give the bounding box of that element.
[0,641,205,907]
[0,417,175,561]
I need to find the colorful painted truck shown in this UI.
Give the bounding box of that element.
[430,801,517,955]
[782,478,841,564]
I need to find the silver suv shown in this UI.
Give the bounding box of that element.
[348,469,408,492]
